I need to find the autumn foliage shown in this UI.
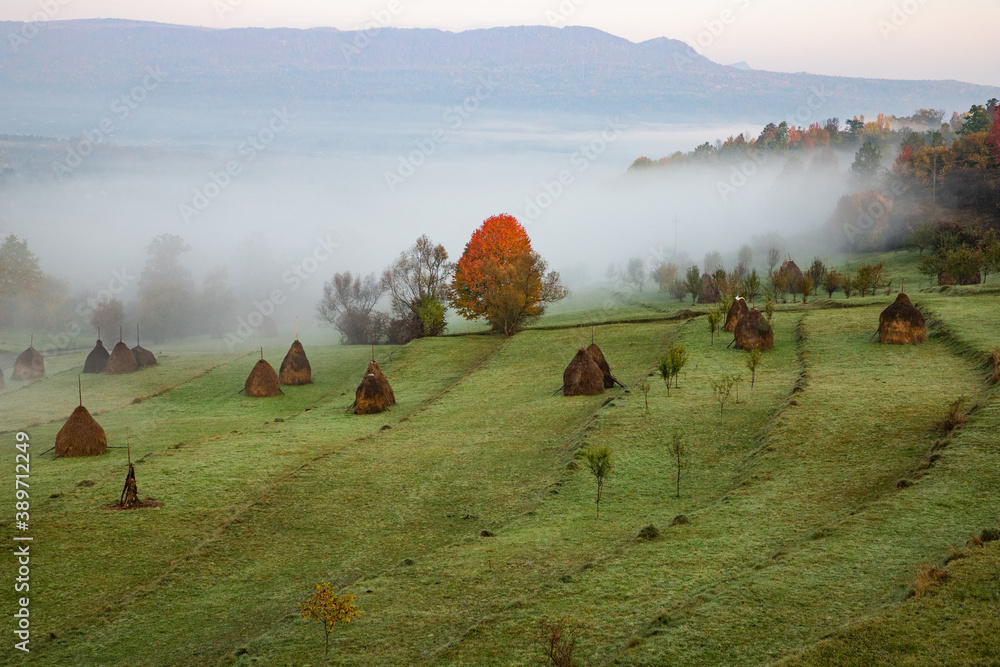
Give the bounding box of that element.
[451,214,567,335]
[299,582,358,661]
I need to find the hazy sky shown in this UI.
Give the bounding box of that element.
[2,0,997,87]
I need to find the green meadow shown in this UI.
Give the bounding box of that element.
[1,250,998,666]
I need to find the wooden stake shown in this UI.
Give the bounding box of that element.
[78,375,82,406]
[119,326,123,343]
[260,347,263,361]
[136,324,140,346]
[98,326,101,341]
[126,427,131,466]
[295,316,299,341]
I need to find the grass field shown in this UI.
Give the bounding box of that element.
[1,250,998,666]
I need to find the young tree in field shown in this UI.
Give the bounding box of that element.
[807,259,826,296]
[905,222,937,256]
[623,256,647,291]
[668,344,688,388]
[639,381,651,414]
[299,582,358,663]
[741,269,762,305]
[706,311,721,345]
[605,263,618,283]
[535,616,581,667]
[0,234,43,304]
[684,266,702,305]
[764,296,776,322]
[657,354,676,396]
[668,279,688,302]
[842,274,855,298]
[746,349,762,389]
[799,276,814,304]
[317,271,387,345]
[651,261,679,292]
[450,214,567,336]
[669,432,684,499]
[772,271,790,303]
[711,375,736,417]
[382,235,452,340]
[584,446,614,518]
[822,270,843,298]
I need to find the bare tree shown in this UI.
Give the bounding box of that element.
[382,235,452,339]
[317,271,386,345]
[623,257,646,291]
[736,244,754,276]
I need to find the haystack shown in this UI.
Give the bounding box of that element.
[83,331,110,374]
[244,353,282,397]
[55,380,107,458]
[699,273,720,304]
[279,339,312,385]
[878,293,926,345]
[734,308,774,351]
[725,297,749,333]
[563,348,605,396]
[351,372,392,414]
[12,338,45,381]
[131,325,157,369]
[587,343,624,389]
[106,341,138,374]
[365,358,396,406]
[779,259,804,284]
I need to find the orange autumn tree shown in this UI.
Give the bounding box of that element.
[451,214,567,336]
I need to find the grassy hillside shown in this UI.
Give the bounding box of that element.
[1,253,998,666]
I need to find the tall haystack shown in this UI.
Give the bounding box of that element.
[779,259,804,284]
[734,308,774,351]
[83,329,110,373]
[244,351,282,397]
[55,378,107,458]
[279,340,312,385]
[587,343,624,389]
[12,336,45,381]
[131,325,157,369]
[725,297,749,333]
[351,372,392,414]
[699,273,720,304]
[878,293,926,345]
[563,348,605,396]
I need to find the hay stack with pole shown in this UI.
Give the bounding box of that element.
[243,348,282,397]
[106,327,139,374]
[350,350,394,414]
[779,259,804,285]
[364,347,395,406]
[733,308,774,351]
[279,318,312,386]
[131,324,157,369]
[55,376,107,458]
[878,293,926,345]
[563,348,605,396]
[83,328,110,373]
[724,296,748,333]
[12,335,45,381]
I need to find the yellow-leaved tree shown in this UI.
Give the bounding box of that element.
[299,582,358,662]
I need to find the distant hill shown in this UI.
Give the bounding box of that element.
[0,20,997,123]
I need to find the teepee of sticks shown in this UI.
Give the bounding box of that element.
[119,427,138,509]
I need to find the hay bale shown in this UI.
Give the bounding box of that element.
[587,343,623,389]
[83,339,110,373]
[734,308,774,351]
[724,297,748,333]
[878,293,926,345]
[244,359,282,397]
[131,345,157,369]
[55,405,107,458]
[353,373,391,414]
[366,360,395,405]
[698,273,720,304]
[131,325,157,369]
[563,348,605,396]
[279,340,312,385]
[12,346,45,381]
[779,260,804,284]
[106,341,139,374]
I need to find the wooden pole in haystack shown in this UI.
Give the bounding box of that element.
[78,375,82,406]
[120,426,138,509]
